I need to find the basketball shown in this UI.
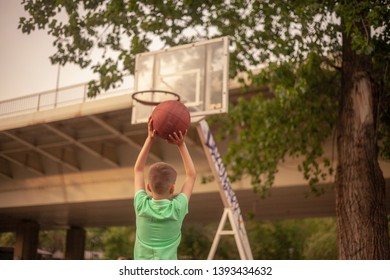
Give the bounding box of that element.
[151,100,191,140]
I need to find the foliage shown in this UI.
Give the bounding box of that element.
[217,53,339,194]
[39,230,66,253]
[184,218,338,260]
[246,218,337,260]
[303,226,337,259]
[0,232,15,247]
[99,226,135,260]
[246,221,297,259]
[179,225,210,259]
[17,0,344,96]
[0,217,341,260]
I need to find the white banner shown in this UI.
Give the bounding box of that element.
[0,260,388,280]
[198,120,245,228]
[197,119,252,259]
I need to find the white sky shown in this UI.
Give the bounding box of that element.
[0,1,96,101]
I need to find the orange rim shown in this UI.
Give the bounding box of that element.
[131,90,180,106]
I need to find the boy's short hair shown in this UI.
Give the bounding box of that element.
[148,162,177,194]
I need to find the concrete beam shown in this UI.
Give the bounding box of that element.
[1,131,79,172]
[44,123,119,168]
[88,115,161,162]
[0,153,43,176]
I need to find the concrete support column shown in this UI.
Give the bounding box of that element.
[65,226,86,260]
[14,220,39,260]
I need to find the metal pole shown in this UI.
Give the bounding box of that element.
[54,64,61,108]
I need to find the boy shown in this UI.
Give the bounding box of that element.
[133,118,196,260]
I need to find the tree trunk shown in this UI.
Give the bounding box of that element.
[336,19,390,259]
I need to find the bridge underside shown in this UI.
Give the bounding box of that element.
[1,94,390,233]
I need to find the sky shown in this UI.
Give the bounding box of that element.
[0,1,96,102]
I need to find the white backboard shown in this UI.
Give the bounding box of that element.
[131,37,229,124]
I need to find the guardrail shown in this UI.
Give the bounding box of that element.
[0,80,133,118]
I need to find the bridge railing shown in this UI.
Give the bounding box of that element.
[0,78,133,118]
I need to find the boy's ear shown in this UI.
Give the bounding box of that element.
[147,183,152,193]
[169,184,175,194]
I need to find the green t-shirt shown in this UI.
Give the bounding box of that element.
[133,190,188,260]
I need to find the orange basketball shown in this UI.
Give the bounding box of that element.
[151,100,190,140]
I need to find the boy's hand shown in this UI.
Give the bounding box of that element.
[167,130,186,146]
[148,117,156,140]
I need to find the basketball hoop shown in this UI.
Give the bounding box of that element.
[131,90,181,106]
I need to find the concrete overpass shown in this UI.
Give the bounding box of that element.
[1,83,389,259]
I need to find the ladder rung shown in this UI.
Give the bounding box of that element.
[219,230,234,235]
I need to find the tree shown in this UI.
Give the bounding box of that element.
[39,230,66,254]
[179,225,210,259]
[19,0,389,259]
[0,232,15,247]
[100,227,135,260]
[247,218,338,260]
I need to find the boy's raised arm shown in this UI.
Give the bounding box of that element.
[134,118,155,195]
[168,131,196,201]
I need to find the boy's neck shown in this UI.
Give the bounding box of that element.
[152,193,173,200]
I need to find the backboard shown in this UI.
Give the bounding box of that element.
[131,36,229,124]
